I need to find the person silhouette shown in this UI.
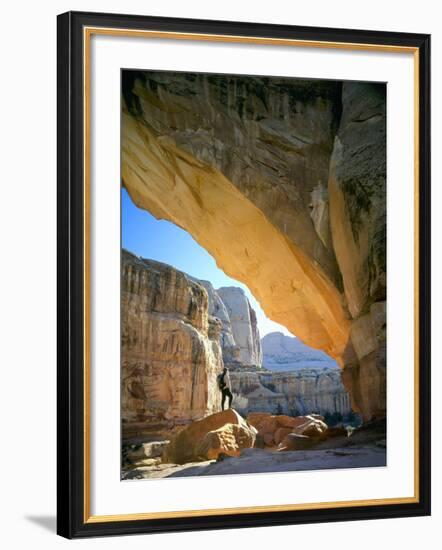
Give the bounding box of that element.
[217,367,233,410]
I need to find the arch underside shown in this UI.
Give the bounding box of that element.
[121,76,387,421]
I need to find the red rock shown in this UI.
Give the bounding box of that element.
[196,423,256,460]
[294,416,328,438]
[277,433,317,451]
[257,417,279,435]
[247,412,271,428]
[163,409,252,464]
[263,433,275,447]
[274,427,293,445]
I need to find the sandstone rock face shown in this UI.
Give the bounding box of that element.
[121,250,223,437]
[229,369,350,417]
[125,441,169,463]
[278,433,315,451]
[262,331,337,371]
[196,422,256,461]
[217,287,262,368]
[122,72,386,420]
[122,73,349,361]
[328,83,387,419]
[246,413,328,449]
[163,409,254,463]
[192,279,262,368]
[190,279,240,366]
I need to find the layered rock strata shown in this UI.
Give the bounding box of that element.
[121,250,223,438]
[122,250,348,437]
[217,287,262,368]
[229,369,351,417]
[191,280,262,369]
[122,72,386,420]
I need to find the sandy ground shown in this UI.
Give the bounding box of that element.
[122,445,386,480]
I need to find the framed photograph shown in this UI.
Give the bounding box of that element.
[57,11,431,538]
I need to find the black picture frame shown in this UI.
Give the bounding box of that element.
[57,10,431,539]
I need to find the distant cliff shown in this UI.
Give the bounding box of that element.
[191,280,263,369]
[229,369,350,417]
[262,332,337,371]
[217,287,262,368]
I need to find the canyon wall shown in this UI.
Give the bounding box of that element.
[229,369,351,417]
[122,72,386,420]
[217,287,262,368]
[191,279,262,369]
[121,250,222,438]
[122,251,348,434]
[328,83,387,420]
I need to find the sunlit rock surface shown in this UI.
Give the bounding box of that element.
[122,250,349,438]
[122,73,386,420]
[229,369,350,417]
[121,250,223,438]
[262,331,338,371]
[190,278,240,366]
[217,287,262,368]
[162,409,255,464]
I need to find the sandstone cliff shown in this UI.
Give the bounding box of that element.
[217,287,262,368]
[121,250,223,438]
[190,279,262,369]
[122,73,386,420]
[229,369,350,417]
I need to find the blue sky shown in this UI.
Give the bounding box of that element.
[122,188,293,337]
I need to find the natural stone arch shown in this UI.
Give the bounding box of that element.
[121,74,387,421]
[122,112,350,362]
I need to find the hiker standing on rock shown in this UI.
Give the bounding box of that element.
[217,367,233,410]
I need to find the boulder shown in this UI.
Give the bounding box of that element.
[249,414,329,448]
[126,440,169,463]
[247,412,271,428]
[163,409,253,464]
[293,416,328,438]
[310,414,326,422]
[274,427,293,446]
[196,422,256,460]
[325,426,348,438]
[275,415,306,429]
[256,416,280,435]
[245,413,332,450]
[277,433,318,451]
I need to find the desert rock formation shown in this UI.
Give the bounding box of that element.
[193,280,262,369]
[122,251,347,436]
[217,287,262,368]
[229,368,350,417]
[262,331,337,371]
[122,72,386,420]
[121,250,223,437]
[163,409,256,463]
